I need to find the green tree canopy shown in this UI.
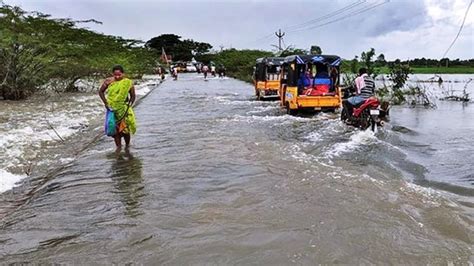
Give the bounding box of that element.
[310,45,322,55]
[145,34,212,61]
[0,4,156,100]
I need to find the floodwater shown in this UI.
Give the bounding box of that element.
[0,74,472,264]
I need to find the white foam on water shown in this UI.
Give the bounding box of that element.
[0,169,26,193]
[136,87,151,96]
[213,96,261,106]
[0,96,102,172]
[288,144,316,164]
[305,131,322,142]
[135,78,162,96]
[324,130,378,158]
[246,105,280,114]
[222,114,317,124]
[402,182,439,198]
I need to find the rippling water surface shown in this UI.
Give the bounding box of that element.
[0,74,472,264]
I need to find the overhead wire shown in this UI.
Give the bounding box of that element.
[283,0,367,31]
[441,0,473,59]
[245,0,368,46]
[287,0,389,34]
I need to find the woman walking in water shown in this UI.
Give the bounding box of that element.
[99,65,137,150]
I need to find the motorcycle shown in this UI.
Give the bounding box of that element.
[341,87,390,131]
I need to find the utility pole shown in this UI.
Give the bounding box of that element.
[275,29,285,51]
[219,45,224,52]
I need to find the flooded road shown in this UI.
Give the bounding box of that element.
[0,74,472,264]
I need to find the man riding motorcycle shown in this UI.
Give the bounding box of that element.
[342,67,375,121]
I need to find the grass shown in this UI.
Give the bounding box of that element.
[376,66,474,74]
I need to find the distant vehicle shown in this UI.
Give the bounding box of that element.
[186,63,197,72]
[279,54,342,114]
[253,57,284,100]
[173,62,187,73]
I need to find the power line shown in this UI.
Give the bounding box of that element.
[244,1,367,46]
[284,0,366,32]
[287,0,389,34]
[246,0,388,47]
[441,0,473,59]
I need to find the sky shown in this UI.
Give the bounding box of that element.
[3,0,474,60]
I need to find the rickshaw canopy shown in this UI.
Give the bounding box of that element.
[255,57,285,66]
[284,55,342,67]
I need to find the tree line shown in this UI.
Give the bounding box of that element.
[0,4,157,100]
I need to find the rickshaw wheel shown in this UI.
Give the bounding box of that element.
[286,103,298,116]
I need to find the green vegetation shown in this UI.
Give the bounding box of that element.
[0,4,156,100]
[376,66,474,74]
[198,49,272,83]
[145,34,212,61]
[408,67,474,74]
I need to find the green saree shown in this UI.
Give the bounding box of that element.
[106,78,136,135]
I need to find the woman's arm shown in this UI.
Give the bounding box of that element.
[99,77,114,109]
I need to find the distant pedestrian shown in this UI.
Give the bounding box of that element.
[172,67,178,80]
[99,65,137,150]
[202,65,209,80]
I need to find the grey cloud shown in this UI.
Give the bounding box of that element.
[363,0,428,36]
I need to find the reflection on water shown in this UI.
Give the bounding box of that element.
[108,150,144,218]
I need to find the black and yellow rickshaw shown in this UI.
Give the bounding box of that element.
[279,55,342,115]
[253,57,285,100]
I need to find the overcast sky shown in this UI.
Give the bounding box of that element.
[4,0,474,60]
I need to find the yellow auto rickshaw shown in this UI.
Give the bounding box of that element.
[253,57,285,100]
[279,55,342,115]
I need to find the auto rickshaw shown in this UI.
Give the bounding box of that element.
[279,55,342,114]
[253,57,284,100]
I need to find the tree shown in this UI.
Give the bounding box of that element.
[310,45,322,55]
[279,47,308,57]
[387,59,412,105]
[350,56,359,74]
[360,48,379,78]
[213,49,272,82]
[145,34,212,61]
[145,34,181,52]
[1,4,156,100]
[375,53,386,67]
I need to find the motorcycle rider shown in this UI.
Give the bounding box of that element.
[343,67,375,119]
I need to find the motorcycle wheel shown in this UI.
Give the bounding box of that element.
[341,106,349,121]
[359,110,371,130]
[370,116,377,131]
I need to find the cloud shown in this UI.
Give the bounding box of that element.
[363,0,428,37]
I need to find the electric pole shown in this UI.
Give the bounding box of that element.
[275,29,285,51]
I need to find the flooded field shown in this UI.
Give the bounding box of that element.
[0,73,472,264]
